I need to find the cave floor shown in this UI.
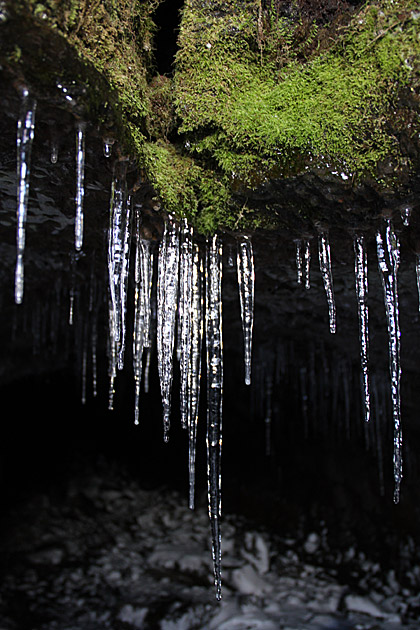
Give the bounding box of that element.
[0,457,419,630]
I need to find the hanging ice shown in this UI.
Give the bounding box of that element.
[205,235,223,600]
[188,245,203,510]
[237,236,254,385]
[75,122,86,252]
[416,255,420,312]
[157,218,179,441]
[401,206,411,227]
[376,221,402,504]
[295,239,303,285]
[318,231,336,333]
[178,220,194,429]
[353,234,370,423]
[304,239,311,290]
[133,208,153,425]
[15,91,36,305]
[103,137,113,158]
[107,161,130,408]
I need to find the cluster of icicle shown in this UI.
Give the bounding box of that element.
[294,223,403,504]
[106,186,255,598]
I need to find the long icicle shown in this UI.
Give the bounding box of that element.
[15,91,37,305]
[107,160,128,408]
[237,236,255,385]
[188,244,203,510]
[117,193,132,371]
[353,234,370,423]
[376,220,402,504]
[179,220,194,429]
[133,209,153,425]
[75,122,86,252]
[304,239,311,290]
[318,231,336,333]
[416,254,420,312]
[206,235,223,600]
[157,218,179,442]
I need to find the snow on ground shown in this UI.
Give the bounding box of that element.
[0,462,419,630]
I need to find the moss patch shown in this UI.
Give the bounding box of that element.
[175,0,420,189]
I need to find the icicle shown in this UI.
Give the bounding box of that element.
[295,239,303,284]
[179,220,194,429]
[133,214,153,425]
[117,194,132,370]
[81,323,88,405]
[265,372,273,457]
[75,122,86,252]
[144,348,151,393]
[401,206,411,227]
[205,235,223,601]
[237,236,254,386]
[416,255,420,312]
[376,221,402,503]
[318,231,336,334]
[103,137,113,158]
[157,218,180,441]
[107,160,129,407]
[227,246,234,268]
[50,142,58,164]
[354,234,370,423]
[92,317,98,398]
[15,91,36,305]
[188,245,203,510]
[304,239,311,290]
[68,252,77,326]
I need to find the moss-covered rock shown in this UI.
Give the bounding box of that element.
[1,0,420,234]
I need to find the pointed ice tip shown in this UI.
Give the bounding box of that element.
[215,585,222,601]
[394,489,400,505]
[245,375,251,386]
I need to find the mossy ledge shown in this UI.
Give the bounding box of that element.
[1,0,420,233]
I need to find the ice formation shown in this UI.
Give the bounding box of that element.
[178,220,194,428]
[237,236,255,385]
[205,235,223,600]
[107,161,131,409]
[133,211,154,425]
[318,231,336,333]
[15,91,36,305]
[304,239,311,290]
[157,218,180,442]
[295,239,303,285]
[376,221,402,504]
[75,122,86,252]
[353,234,370,423]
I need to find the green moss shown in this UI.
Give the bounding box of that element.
[175,0,420,184]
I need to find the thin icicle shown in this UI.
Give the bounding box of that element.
[318,231,336,334]
[205,235,223,601]
[237,236,254,385]
[179,220,194,429]
[103,138,113,158]
[416,255,420,312]
[188,245,203,510]
[376,220,402,503]
[354,234,370,423]
[75,122,86,252]
[92,317,98,398]
[144,348,151,393]
[15,91,36,305]
[157,218,180,441]
[133,215,154,425]
[50,143,58,164]
[295,239,303,284]
[117,194,132,370]
[81,323,88,405]
[304,239,311,290]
